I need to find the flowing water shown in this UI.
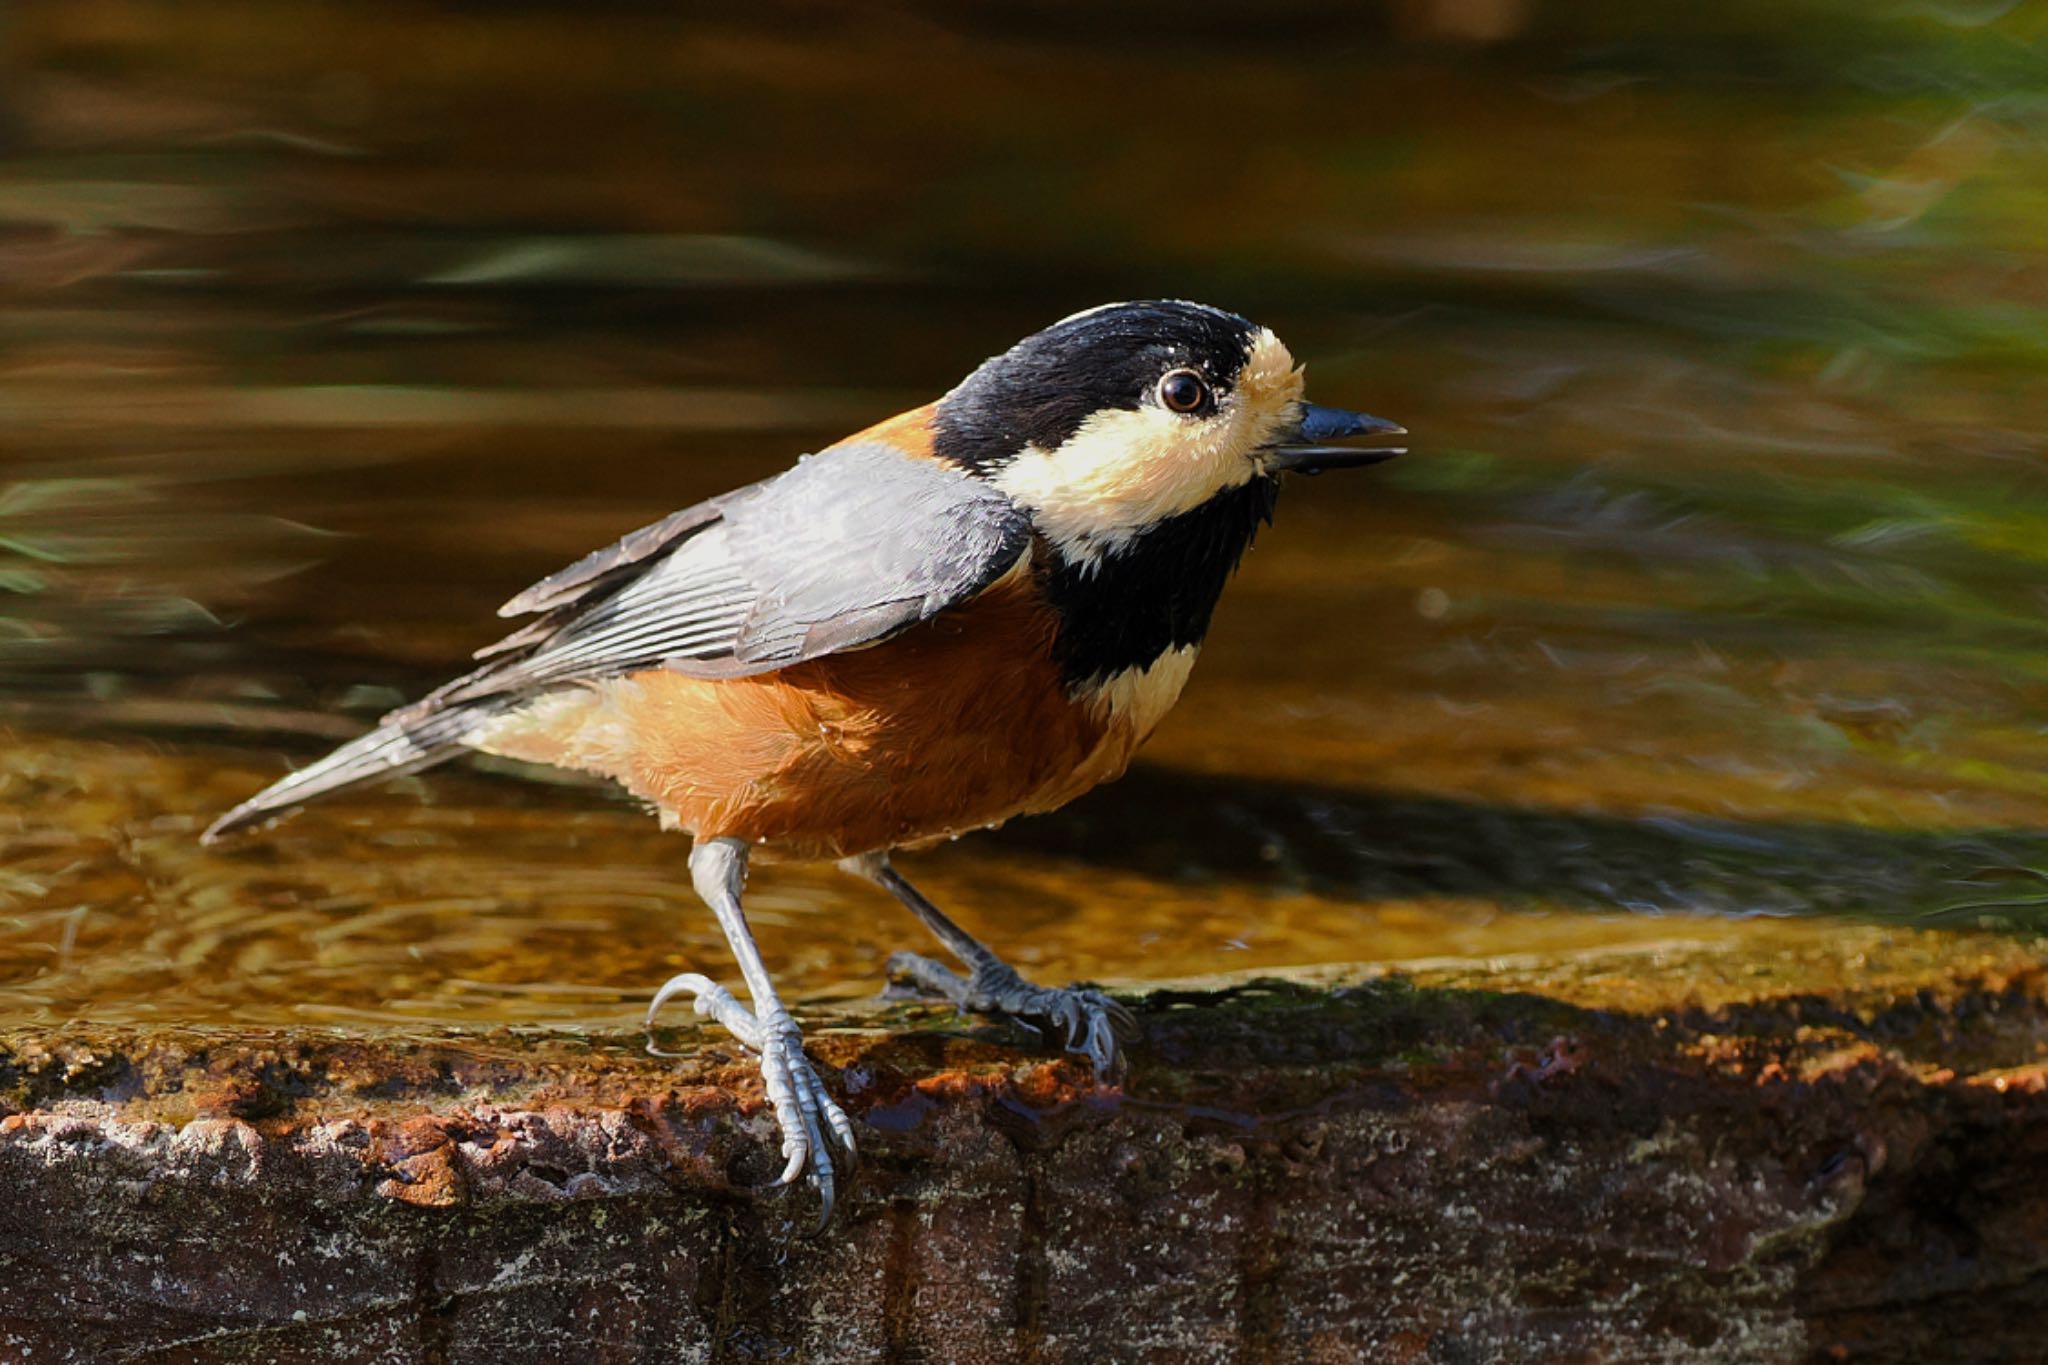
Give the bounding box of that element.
[4,1,2047,1028]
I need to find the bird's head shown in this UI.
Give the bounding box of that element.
[931,299,1404,565]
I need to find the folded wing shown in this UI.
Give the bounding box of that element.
[204,441,1032,840]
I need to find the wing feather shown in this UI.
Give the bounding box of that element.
[408,441,1030,718]
[497,500,731,618]
[209,437,1027,840]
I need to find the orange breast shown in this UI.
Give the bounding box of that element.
[481,571,1125,861]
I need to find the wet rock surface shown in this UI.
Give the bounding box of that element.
[6,929,2048,1363]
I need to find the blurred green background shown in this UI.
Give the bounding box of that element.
[4,0,2048,1027]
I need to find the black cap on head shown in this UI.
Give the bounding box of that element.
[934,301,1260,475]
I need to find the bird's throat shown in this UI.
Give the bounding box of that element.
[1038,475,1279,688]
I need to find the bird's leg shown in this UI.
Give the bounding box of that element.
[647,837,856,1225]
[841,853,1137,1078]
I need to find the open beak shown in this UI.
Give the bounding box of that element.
[1262,402,1407,476]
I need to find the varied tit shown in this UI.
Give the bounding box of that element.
[204,299,1406,1222]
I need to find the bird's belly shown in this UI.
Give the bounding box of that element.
[470,580,1191,861]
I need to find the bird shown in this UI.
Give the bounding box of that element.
[202,299,1405,1222]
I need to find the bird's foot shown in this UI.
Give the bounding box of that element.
[885,951,1137,1077]
[646,973,857,1227]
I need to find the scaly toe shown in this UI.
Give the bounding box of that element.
[883,950,972,1005]
[966,969,1135,1078]
[1052,988,1133,1077]
[645,981,854,1225]
[644,972,766,1055]
[756,1023,854,1227]
[881,951,1137,1077]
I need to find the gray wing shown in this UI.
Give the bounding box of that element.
[202,440,1028,843]
[423,441,1032,710]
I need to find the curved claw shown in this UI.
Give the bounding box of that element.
[758,1026,850,1229]
[1052,987,1136,1078]
[646,971,720,1029]
[645,972,765,1056]
[642,975,857,1227]
[774,1120,814,1191]
[821,1089,861,1166]
[885,952,1139,1078]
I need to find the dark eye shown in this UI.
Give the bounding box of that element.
[1158,369,1209,414]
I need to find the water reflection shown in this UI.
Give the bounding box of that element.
[3,1,2046,1025]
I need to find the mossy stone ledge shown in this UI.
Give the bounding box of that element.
[5,925,2048,1363]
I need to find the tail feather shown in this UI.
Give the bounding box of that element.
[202,702,496,844]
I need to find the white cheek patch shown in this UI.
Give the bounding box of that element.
[994,328,1305,564]
[993,406,1249,563]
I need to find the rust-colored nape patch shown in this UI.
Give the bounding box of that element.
[831,401,941,463]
